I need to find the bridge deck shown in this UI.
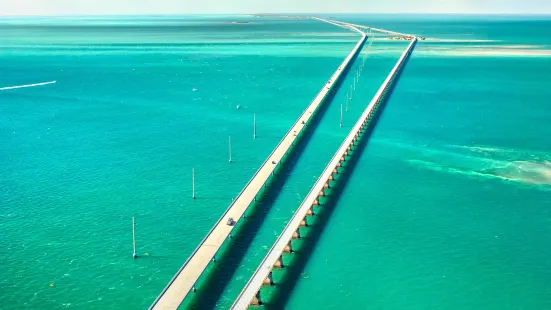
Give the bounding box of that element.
[150,24,366,310]
[319,17,415,38]
[231,34,418,310]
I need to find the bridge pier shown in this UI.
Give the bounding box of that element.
[251,291,262,305]
[292,229,301,239]
[274,256,284,268]
[262,272,274,286]
[283,242,293,253]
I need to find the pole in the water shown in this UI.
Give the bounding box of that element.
[132,217,137,258]
[192,168,195,199]
[350,85,353,100]
[346,96,348,112]
[228,136,232,163]
[340,104,343,128]
[253,113,257,139]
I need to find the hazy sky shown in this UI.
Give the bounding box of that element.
[2,0,551,15]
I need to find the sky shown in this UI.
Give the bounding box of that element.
[1,0,551,15]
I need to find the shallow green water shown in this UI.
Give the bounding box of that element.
[1,15,550,309]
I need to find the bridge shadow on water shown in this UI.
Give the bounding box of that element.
[265,53,414,308]
[185,45,365,309]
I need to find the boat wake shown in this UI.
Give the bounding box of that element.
[0,80,57,91]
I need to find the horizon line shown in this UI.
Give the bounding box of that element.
[2,12,551,17]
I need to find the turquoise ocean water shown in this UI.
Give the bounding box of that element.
[1,14,550,309]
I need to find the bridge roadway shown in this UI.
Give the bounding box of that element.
[231,36,418,309]
[315,17,415,38]
[149,24,366,310]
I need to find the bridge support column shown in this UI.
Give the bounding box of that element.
[292,229,301,239]
[274,256,284,268]
[251,290,262,305]
[324,182,330,189]
[307,208,314,216]
[263,272,274,286]
[319,190,325,197]
[284,242,293,253]
[313,198,320,206]
[300,218,308,227]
